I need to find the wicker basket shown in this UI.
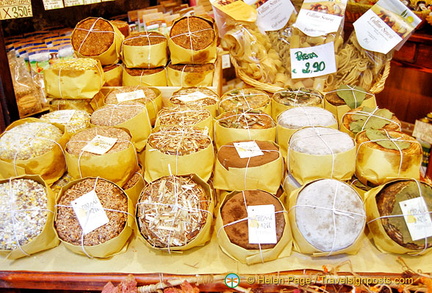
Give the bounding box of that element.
[231,54,391,95]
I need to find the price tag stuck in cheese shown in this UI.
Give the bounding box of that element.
[71,189,109,235]
[290,42,336,79]
[48,110,75,124]
[247,205,277,244]
[399,197,432,241]
[233,141,264,158]
[82,135,117,155]
[116,90,146,102]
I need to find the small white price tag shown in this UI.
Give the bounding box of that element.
[290,42,336,79]
[116,90,146,102]
[399,197,432,241]
[247,205,277,244]
[176,92,208,103]
[64,0,83,7]
[233,141,264,158]
[42,0,64,10]
[82,135,117,155]
[71,190,109,235]
[48,110,75,124]
[222,54,231,69]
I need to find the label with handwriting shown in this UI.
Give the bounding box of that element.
[82,135,117,155]
[72,190,109,235]
[233,141,264,158]
[0,0,32,20]
[248,205,277,244]
[399,197,432,241]
[116,90,146,102]
[290,42,336,79]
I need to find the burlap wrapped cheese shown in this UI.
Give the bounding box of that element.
[0,118,67,185]
[65,126,139,187]
[215,190,292,264]
[121,31,168,68]
[287,127,356,185]
[168,16,217,65]
[103,63,123,86]
[288,179,366,256]
[122,66,167,87]
[104,85,162,125]
[90,101,151,151]
[167,87,219,116]
[55,177,134,258]
[271,88,323,120]
[324,85,377,124]
[0,175,59,259]
[71,17,124,66]
[365,179,432,255]
[144,126,214,183]
[355,129,423,186]
[277,107,337,156]
[340,106,401,138]
[213,140,284,194]
[219,88,271,115]
[214,111,276,149]
[136,174,214,251]
[167,63,214,87]
[44,58,104,100]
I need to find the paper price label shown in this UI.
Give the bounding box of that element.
[399,197,432,241]
[176,92,208,103]
[42,0,64,10]
[290,42,336,79]
[72,190,109,235]
[116,90,146,102]
[247,205,277,244]
[82,135,117,155]
[233,141,264,158]
[48,110,75,124]
[0,0,32,20]
[222,54,231,69]
[64,0,83,7]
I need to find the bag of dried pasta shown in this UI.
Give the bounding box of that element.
[212,0,290,91]
[331,0,422,93]
[289,0,347,92]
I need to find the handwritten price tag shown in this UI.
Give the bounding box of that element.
[290,42,336,79]
[0,0,32,20]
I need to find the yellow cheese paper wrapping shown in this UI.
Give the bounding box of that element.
[213,143,284,194]
[144,140,214,183]
[365,179,432,255]
[288,180,366,256]
[49,91,105,113]
[122,37,168,68]
[136,174,214,252]
[103,64,123,86]
[355,130,422,186]
[167,64,214,87]
[72,17,124,66]
[0,175,60,260]
[215,191,292,265]
[122,67,167,87]
[44,59,104,100]
[122,167,145,206]
[324,94,377,124]
[55,177,134,258]
[0,118,67,185]
[214,119,276,150]
[276,122,338,157]
[168,16,217,65]
[65,131,139,187]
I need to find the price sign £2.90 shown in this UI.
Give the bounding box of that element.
[290,42,336,79]
[0,0,32,20]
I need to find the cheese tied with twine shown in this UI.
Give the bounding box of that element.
[365,129,410,150]
[71,189,109,235]
[336,85,367,109]
[82,135,117,155]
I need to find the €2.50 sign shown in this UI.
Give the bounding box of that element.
[0,0,32,20]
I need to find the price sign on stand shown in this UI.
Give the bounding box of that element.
[290,42,336,79]
[42,0,64,10]
[0,0,32,20]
